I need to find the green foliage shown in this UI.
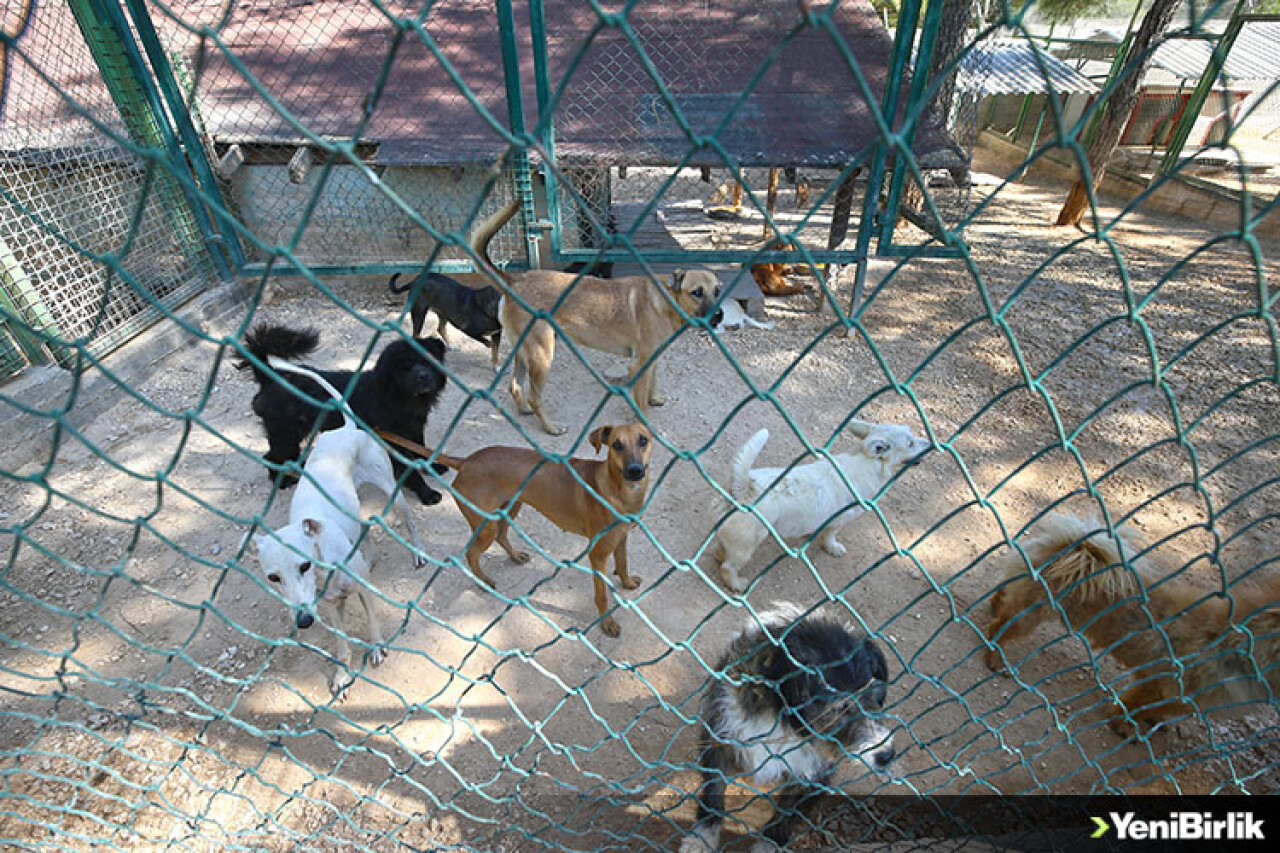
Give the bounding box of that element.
[1034,0,1116,23]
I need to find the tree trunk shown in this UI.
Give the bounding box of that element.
[921,0,973,140]
[1056,0,1182,227]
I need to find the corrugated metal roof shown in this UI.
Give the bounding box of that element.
[957,40,1099,96]
[1151,22,1280,83]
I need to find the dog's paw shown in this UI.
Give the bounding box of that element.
[415,487,444,506]
[821,538,847,558]
[720,565,746,594]
[600,616,621,638]
[620,574,641,591]
[748,840,783,853]
[543,422,567,436]
[413,553,427,568]
[369,646,386,668]
[983,647,1009,674]
[330,672,352,703]
[511,550,531,564]
[679,825,719,853]
[648,394,666,407]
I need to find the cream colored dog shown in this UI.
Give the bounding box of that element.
[713,421,931,592]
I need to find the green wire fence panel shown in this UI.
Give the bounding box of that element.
[1,1,1279,851]
[0,0,221,375]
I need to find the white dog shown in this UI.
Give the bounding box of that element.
[248,356,426,701]
[713,421,930,592]
[713,298,775,333]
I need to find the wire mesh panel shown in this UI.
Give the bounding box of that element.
[144,0,528,270]
[536,0,964,265]
[0,0,218,372]
[1,2,1279,852]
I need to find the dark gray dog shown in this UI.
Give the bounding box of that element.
[681,603,896,852]
[389,271,502,367]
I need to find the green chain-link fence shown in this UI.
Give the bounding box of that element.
[2,0,1278,850]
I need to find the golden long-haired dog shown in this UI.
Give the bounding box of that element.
[983,512,1280,734]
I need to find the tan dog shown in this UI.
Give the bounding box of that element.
[379,424,653,637]
[984,512,1280,735]
[472,200,723,435]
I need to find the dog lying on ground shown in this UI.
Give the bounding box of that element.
[246,357,426,702]
[713,422,931,593]
[751,240,806,297]
[378,423,653,638]
[713,299,774,333]
[388,271,503,367]
[681,602,895,853]
[984,512,1280,735]
[237,324,448,505]
[472,199,724,435]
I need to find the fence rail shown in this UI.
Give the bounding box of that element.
[1,1,1277,850]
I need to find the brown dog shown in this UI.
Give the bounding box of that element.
[984,512,1280,735]
[380,424,653,637]
[471,200,723,435]
[750,240,806,297]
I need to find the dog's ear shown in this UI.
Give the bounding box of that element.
[671,269,686,289]
[848,420,872,439]
[589,425,613,454]
[302,518,324,538]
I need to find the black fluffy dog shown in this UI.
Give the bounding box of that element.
[388,271,502,367]
[681,603,895,852]
[237,323,448,504]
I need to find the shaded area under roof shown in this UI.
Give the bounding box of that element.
[957,40,1099,97]
[542,0,956,168]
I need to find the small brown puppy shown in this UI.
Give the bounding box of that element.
[984,512,1280,735]
[471,200,723,435]
[384,424,653,637]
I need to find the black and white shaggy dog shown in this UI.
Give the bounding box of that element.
[388,271,502,367]
[236,323,448,504]
[681,603,895,853]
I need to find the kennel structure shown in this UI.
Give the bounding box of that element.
[1,3,1279,851]
[1,0,975,380]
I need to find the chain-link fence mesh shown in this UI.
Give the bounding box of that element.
[2,1,1279,851]
[0,0,219,373]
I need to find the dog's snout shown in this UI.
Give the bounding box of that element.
[709,309,724,327]
[296,610,315,630]
[870,743,896,769]
[624,462,646,482]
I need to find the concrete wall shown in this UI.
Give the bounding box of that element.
[975,131,1280,240]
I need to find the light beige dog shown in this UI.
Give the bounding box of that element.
[713,421,931,593]
[471,199,724,435]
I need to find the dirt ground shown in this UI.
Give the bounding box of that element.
[1,164,1278,851]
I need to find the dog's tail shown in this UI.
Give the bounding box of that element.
[237,324,320,375]
[266,356,355,429]
[730,429,770,500]
[998,513,1145,605]
[470,197,521,276]
[388,273,412,294]
[375,428,465,471]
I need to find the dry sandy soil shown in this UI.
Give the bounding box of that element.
[1,165,1277,851]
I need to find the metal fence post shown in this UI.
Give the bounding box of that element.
[66,0,221,282]
[120,0,246,272]
[496,0,539,270]
[1156,2,1259,176]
